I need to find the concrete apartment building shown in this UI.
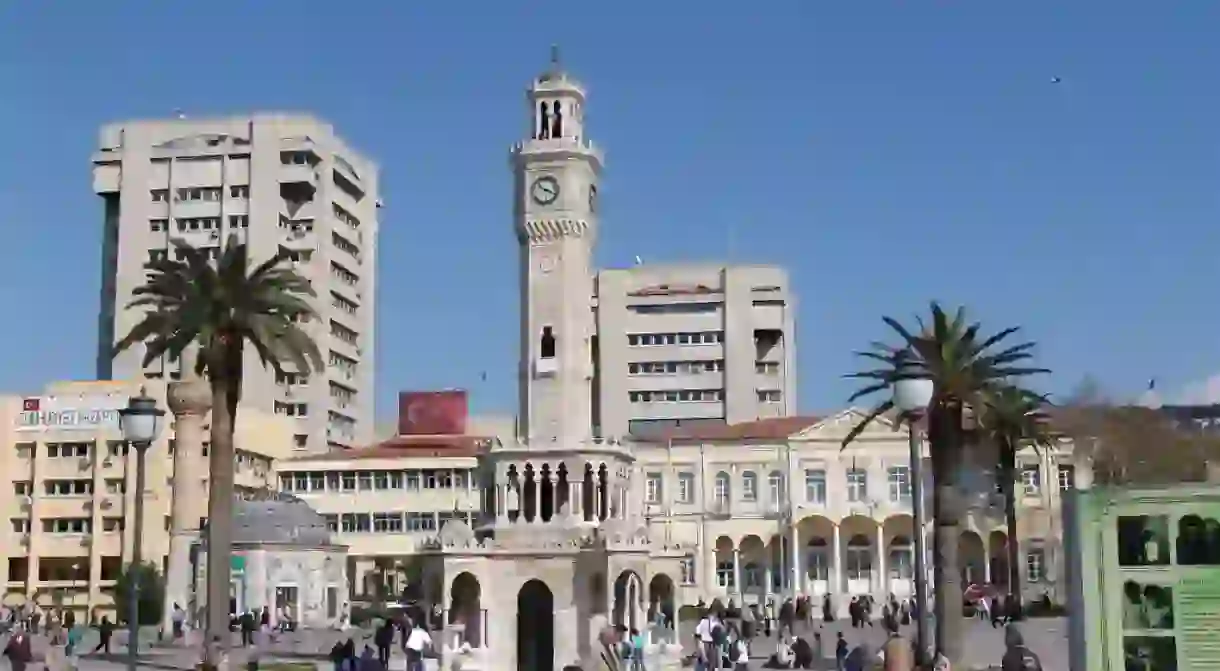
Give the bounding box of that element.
[91,114,379,452]
[595,264,797,438]
[0,380,292,618]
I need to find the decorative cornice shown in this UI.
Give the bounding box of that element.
[520,218,591,243]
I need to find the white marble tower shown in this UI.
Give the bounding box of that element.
[513,47,604,443]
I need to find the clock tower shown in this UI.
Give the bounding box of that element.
[512,47,603,443]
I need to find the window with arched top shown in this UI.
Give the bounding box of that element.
[846,534,873,580]
[768,470,786,506]
[713,472,731,507]
[741,471,758,501]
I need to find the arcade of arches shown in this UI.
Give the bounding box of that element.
[442,569,670,660]
[711,516,1017,601]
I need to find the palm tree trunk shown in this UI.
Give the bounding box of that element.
[929,402,966,665]
[204,378,236,652]
[1000,441,1023,620]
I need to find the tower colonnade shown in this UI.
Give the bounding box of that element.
[485,451,635,525]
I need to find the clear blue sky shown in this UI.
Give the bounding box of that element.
[2,2,1219,421]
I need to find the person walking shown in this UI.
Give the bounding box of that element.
[1001,623,1043,671]
[403,618,432,671]
[93,616,114,654]
[3,629,33,671]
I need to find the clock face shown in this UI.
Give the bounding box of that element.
[539,254,557,273]
[530,176,560,206]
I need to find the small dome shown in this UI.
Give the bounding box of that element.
[229,491,332,545]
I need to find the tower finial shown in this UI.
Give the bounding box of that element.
[550,44,561,67]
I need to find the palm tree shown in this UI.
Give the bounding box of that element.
[841,303,1047,665]
[112,236,322,648]
[977,384,1054,621]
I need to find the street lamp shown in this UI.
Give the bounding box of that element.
[118,390,166,671]
[893,376,933,666]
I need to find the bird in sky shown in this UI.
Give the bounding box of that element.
[1050,76,1062,84]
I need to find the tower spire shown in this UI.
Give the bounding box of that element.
[550,44,561,68]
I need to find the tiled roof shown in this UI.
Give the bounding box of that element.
[635,415,823,443]
[284,435,489,462]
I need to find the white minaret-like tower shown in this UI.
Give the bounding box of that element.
[513,47,604,443]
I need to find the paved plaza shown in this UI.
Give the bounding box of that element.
[0,617,1069,671]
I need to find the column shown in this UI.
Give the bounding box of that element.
[496,482,509,523]
[790,524,801,595]
[732,549,741,598]
[831,525,842,596]
[533,474,542,522]
[983,536,992,583]
[764,562,773,599]
[876,525,886,597]
[569,481,581,520]
[163,362,212,636]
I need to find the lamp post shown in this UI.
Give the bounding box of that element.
[118,390,166,671]
[893,376,934,666]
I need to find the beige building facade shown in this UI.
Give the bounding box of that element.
[92,114,379,453]
[0,380,294,620]
[272,409,1084,615]
[595,263,797,438]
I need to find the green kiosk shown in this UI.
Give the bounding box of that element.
[1065,485,1220,671]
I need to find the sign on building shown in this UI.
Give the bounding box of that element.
[1065,484,1220,671]
[14,395,124,432]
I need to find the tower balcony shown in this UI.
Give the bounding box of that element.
[510,137,604,170]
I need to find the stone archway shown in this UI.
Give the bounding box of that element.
[989,531,1010,587]
[448,572,482,648]
[959,531,986,586]
[613,570,645,630]
[649,574,676,643]
[517,579,554,671]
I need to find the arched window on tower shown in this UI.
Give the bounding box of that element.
[537,102,551,140]
[540,326,556,359]
[551,100,564,138]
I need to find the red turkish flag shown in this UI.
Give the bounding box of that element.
[22,398,39,412]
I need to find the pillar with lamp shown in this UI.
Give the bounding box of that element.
[117,389,166,670]
[892,373,933,667]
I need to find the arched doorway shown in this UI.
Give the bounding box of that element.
[845,534,874,595]
[648,574,676,643]
[613,570,644,630]
[517,579,554,671]
[959,531,986,586]
[449,572,482,648]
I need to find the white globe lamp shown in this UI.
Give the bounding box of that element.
[893,377,934,414]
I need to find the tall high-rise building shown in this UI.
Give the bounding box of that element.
[511,57,798,442]
[91,115,378,452]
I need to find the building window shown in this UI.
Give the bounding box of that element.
[677,472,694,504]
[888,539,914,579]
[768,471,786,507]
[679,556,696,585]
[805,470,826,504]
[741,471,758,501]
[888,466,911,502]
[716,561,735,588]
[1058,464,1075,491]
[645,473,662,504]
[539,326,555,359]
[1026,547,1045,583]
[846,469,868,503]
[713,472,730,509]
[757,390,782,403]
[846,535,873,581]
[1021,466,1042,496]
